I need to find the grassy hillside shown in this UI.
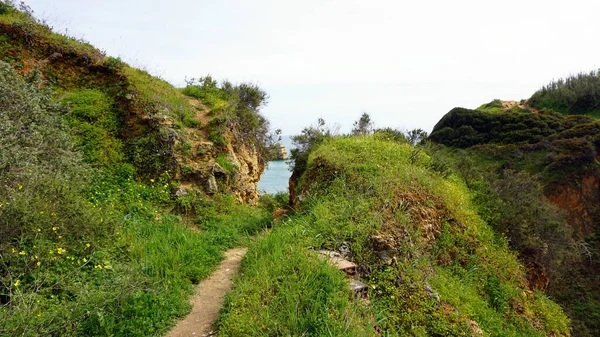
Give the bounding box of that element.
[216,136,570,336]
[0,2,275,184]
[0,3,276,336]
[429,100,600,336]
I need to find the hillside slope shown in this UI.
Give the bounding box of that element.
[429,100,600,336]
[217,136,570,336]
[0,3,276,336]
[0,3,271,202]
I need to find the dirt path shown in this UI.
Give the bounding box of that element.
[165,247,248,337]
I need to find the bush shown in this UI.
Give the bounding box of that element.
[529,69,600,115]
[471,170,578,285]
[208,131,227,147]
[183,77,277,164]
[259,192,289,212]
[429,107,567,148]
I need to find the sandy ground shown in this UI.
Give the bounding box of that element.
[165,247,248,337]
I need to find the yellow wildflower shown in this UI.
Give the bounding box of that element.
[52,227,58,231]
[36,262,41,267]
[56,248,66,255]
[14,280,20,287]
[86,243,91,248]
[18,251,26,256]
[83,258,87,263]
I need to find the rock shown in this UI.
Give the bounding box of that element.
[196,142,214,156]
[49,52,62,60]
[425,283,440,302]
[206,175,218,194]
[338,241,351,258]
[376,250,393,265]
[275,144,288,160]
[210,162,225,175]
[350,279,368,293]
[467,319,483,336]
[319,250,357,279]
[175,187,188,197]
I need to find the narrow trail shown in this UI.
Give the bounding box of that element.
[165,247,248,337]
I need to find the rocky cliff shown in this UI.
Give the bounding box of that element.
[0,9,266,203]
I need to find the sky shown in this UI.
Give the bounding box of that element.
[23,0,600,135]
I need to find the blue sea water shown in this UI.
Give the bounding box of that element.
[258,136,293,195]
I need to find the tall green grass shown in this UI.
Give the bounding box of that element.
[217,136,570,337]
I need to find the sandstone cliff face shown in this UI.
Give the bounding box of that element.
[546,175,600,238]
[226,137,264,203]
[172,117,264,204]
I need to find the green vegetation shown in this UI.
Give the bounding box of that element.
[218,136,570,336]
[530,69,600,116]
[429,103,600,184]
[427,141,600,336]
[0,2,593,336]
[351,112,373,135]
[428,98,600,336]
[429,107,568,148]
[183,76,278,162]
[0,24,273,337]
[61,89,124,166]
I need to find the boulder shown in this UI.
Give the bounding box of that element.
[206,174,218,194]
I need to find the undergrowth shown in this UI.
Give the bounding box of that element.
[0,59,272,336]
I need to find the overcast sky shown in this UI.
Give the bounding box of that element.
[24,0,600,135]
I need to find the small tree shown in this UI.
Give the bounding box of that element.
[289,118,338,175]
[351,112,373,136]
[406,128,428,145]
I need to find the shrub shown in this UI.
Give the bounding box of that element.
[372,127,408,143]
[183,77,277,164]
[429,107,571,148]
[529,69,600,115]
[208,131,227,147]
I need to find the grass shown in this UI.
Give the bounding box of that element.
[217,218,377,336]
[217,136,571,337]
[1,164,273,337]
[0,57,273,336]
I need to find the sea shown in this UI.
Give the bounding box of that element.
[258,136,294,195]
